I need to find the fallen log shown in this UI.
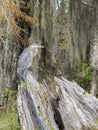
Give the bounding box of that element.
[17,72,98,130]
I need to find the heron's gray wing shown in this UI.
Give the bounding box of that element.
[18,48,32,70]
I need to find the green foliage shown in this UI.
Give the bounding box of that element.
[83,90,88,95]
[67,59,93,90]
[50,128,55,130]
[88,125,98,130]
[38,106,42,116]
[87,119,98,130]
[64,0,69,12]
[16,80,21,84]
[23,82,30,89]
[0,88,21,130]
[43,116,47,121]
[94,119,98,124]
[0,109,21,130]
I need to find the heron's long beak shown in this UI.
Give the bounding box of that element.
[34,45,45,48]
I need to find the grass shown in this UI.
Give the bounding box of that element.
[0,88,21,130]
[0,89,21,130]
[0,108,21,130]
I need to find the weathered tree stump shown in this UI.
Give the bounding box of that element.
[17,72,98,130]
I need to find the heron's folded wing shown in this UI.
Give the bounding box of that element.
[18,49,32,70]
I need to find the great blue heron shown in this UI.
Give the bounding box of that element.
[17,43,44,82]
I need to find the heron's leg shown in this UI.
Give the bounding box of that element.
[23,69,28,77]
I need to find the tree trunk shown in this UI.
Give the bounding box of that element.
[90,0,98,96]
[27,0,58,80]
[70,0,98,95]
[0,20,19,105]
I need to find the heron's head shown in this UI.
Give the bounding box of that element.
[29,43,44,57]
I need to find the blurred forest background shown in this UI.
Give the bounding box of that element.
[0,0,98,129]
